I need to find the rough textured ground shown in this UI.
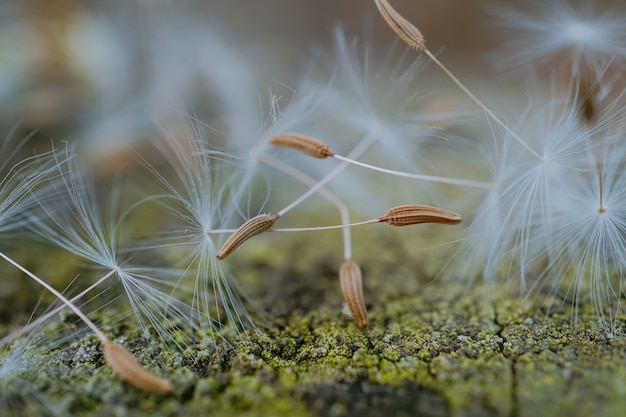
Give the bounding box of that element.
[2,229,625,417]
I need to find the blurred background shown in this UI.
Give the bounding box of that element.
[0,0,499,147]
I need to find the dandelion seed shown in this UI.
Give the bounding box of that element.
[0,250,171,393]
[103,341,171,394]
[378,204,462,226]
[373,0,426,52]
[269,132,494,190]
[374,0,545,162]
[216,213,278,260]
[450,84,626,332]
[269,133,334,159]
[339,260,368,328]
[541,135,626,332]
[23,146,202,351]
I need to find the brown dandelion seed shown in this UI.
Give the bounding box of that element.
[103,341,171,394]
[339,259,368,328]
[374,0,426,52]
[379,205,462,227]
[269,133,335,159]
[217,214,278,260]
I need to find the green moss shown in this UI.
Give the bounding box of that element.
[2,230,626,417]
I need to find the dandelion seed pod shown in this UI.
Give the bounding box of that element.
[217,214,277,260]
[339,259,368,328]
[374,0,426,52]
[379,204,462,226]
[269,133,335,159]
[103,341,171,394]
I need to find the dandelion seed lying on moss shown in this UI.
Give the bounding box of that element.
[339,259,368,328]
[0,251,171,393]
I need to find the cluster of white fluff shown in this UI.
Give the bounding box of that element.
[0,0,625,411]
[459,0,626,334]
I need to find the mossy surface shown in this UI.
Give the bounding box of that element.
[1,229,625,417]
